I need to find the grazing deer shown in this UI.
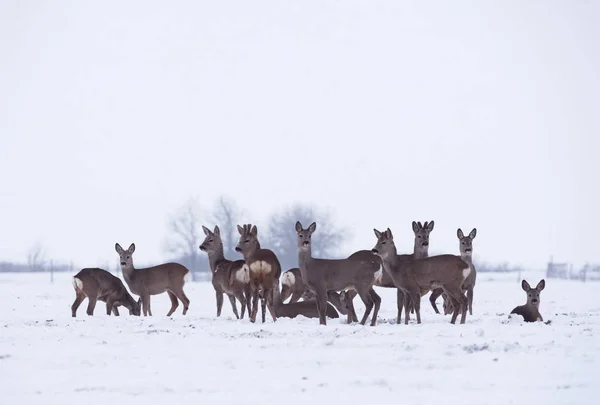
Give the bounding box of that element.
[296,221,382,326]
[434,228,478,315]
[235,224,282,323]
[510,279,545,322]
[115,243,190,317]
[71,268,141,317]
[200,225,252,319]
[371,228,470,324]
[280,267,355,320]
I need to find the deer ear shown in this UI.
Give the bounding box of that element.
[127,243,135,254]
[536,279,545,291]
[469,228,477,239]
[295,221,303,233]
[427,221,435,232]
[202,225,211,236]
[250,225,258,236]
[412,221,419,233]
[237,225,244,235]
[522,280,531,292]
[386,228,394,239]
[213,225,220,236]
[457,228,464,239]
[115,243,124,254]
[373,228,382,239]
[308,222,317,233]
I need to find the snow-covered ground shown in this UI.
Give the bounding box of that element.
[0,271,598,404]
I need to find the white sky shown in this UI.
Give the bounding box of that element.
[1,1,598,270]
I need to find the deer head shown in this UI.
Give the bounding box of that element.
[115,243,135,267]
[235,223,260,257]
[295,221,317,252]
[412,221,434,248]
[371,228,396,259]
[199,225,222,254]
[457,228,477,257]
[522,279,545,309]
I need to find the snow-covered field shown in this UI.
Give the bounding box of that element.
[0,271,598,405]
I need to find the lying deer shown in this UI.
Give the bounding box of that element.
[510,279,545,322]
[371,227,470,324]
[200,225,251,319]
[71,268,140,317]
[235,224,282,323]
[273,280,339,319]
[434,228,478,316]
[296,221,381,326]
[115,243,190,316]
[280,267,356,321]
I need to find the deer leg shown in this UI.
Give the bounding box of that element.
[429,288,443,314]
[396,288,404,324]
[244,285,252,318]
[368,288,381,327]
[467,286,474,315]
[315,289,328,325]
[71,291,85,317]
[403,290,412,325]
[410,289,422,324]
[215,290,224,317]
[444,286,466,324]
[140,294,151,316]
[86,296,97,316]
[250,287,260,323]
[265,287,277,322]
[106,298,116,316]
[356,287,374,326]
[112,306,120,316]
[234,291,246,319]
[228,294,240,319]
[166,291,179,317]
[173,287,190,315]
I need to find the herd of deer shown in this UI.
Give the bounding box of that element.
[71,220,546,324]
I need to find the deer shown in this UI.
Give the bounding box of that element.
[71,268,141,317]
[371,227,470,324]
[115,243,190,317]
[432,228,478,316]
[199,225,252,319]
[296,221,382,326]
[510,279,545,322]
[272,279,340,319]
[280,267,356,321]
[342,221,435,324]
[234,224,282,323]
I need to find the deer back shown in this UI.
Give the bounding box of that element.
[125,262,189,295]
[408,255,469,287]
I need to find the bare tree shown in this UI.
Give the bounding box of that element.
[209,195,243,258]
[27,242,46,272]
[163,198,207,280]
[265,203,349,270]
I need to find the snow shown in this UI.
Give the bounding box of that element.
[1,272,598,405]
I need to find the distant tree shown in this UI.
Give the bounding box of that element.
[163,198,208,280]
[208,195,243,258]
[27,242,46,272]
[264,203,349,271]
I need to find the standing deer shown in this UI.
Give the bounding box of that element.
[200,225,251,319]
[510,279,545,322]
[115,243,190,317]
[371,228,470,324]
[71,268,141,317]
[296,221,382,326]
[235,224,282,323]
[433,228,478,315]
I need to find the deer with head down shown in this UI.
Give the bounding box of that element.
[235,223,282,323]
[71,267,141,317]
[200,224,251,319]
[371,227,470,324]
[115,243,190,316]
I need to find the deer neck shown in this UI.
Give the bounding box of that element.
[121,264,136,281]
[243,242,262,262]
[413,241,429,259]
[381,245,399,273]
[297,245,314,276]
[208,244,227,273]
[461,253,473,266]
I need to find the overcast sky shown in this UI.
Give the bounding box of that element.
[1,1,598,270]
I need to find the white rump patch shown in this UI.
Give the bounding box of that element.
[281,271,295,286]
[73,277,83,291]
[462,267,472,279]
[373,266,383,284]
[249,261,272,275]
[236,265,251,284]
